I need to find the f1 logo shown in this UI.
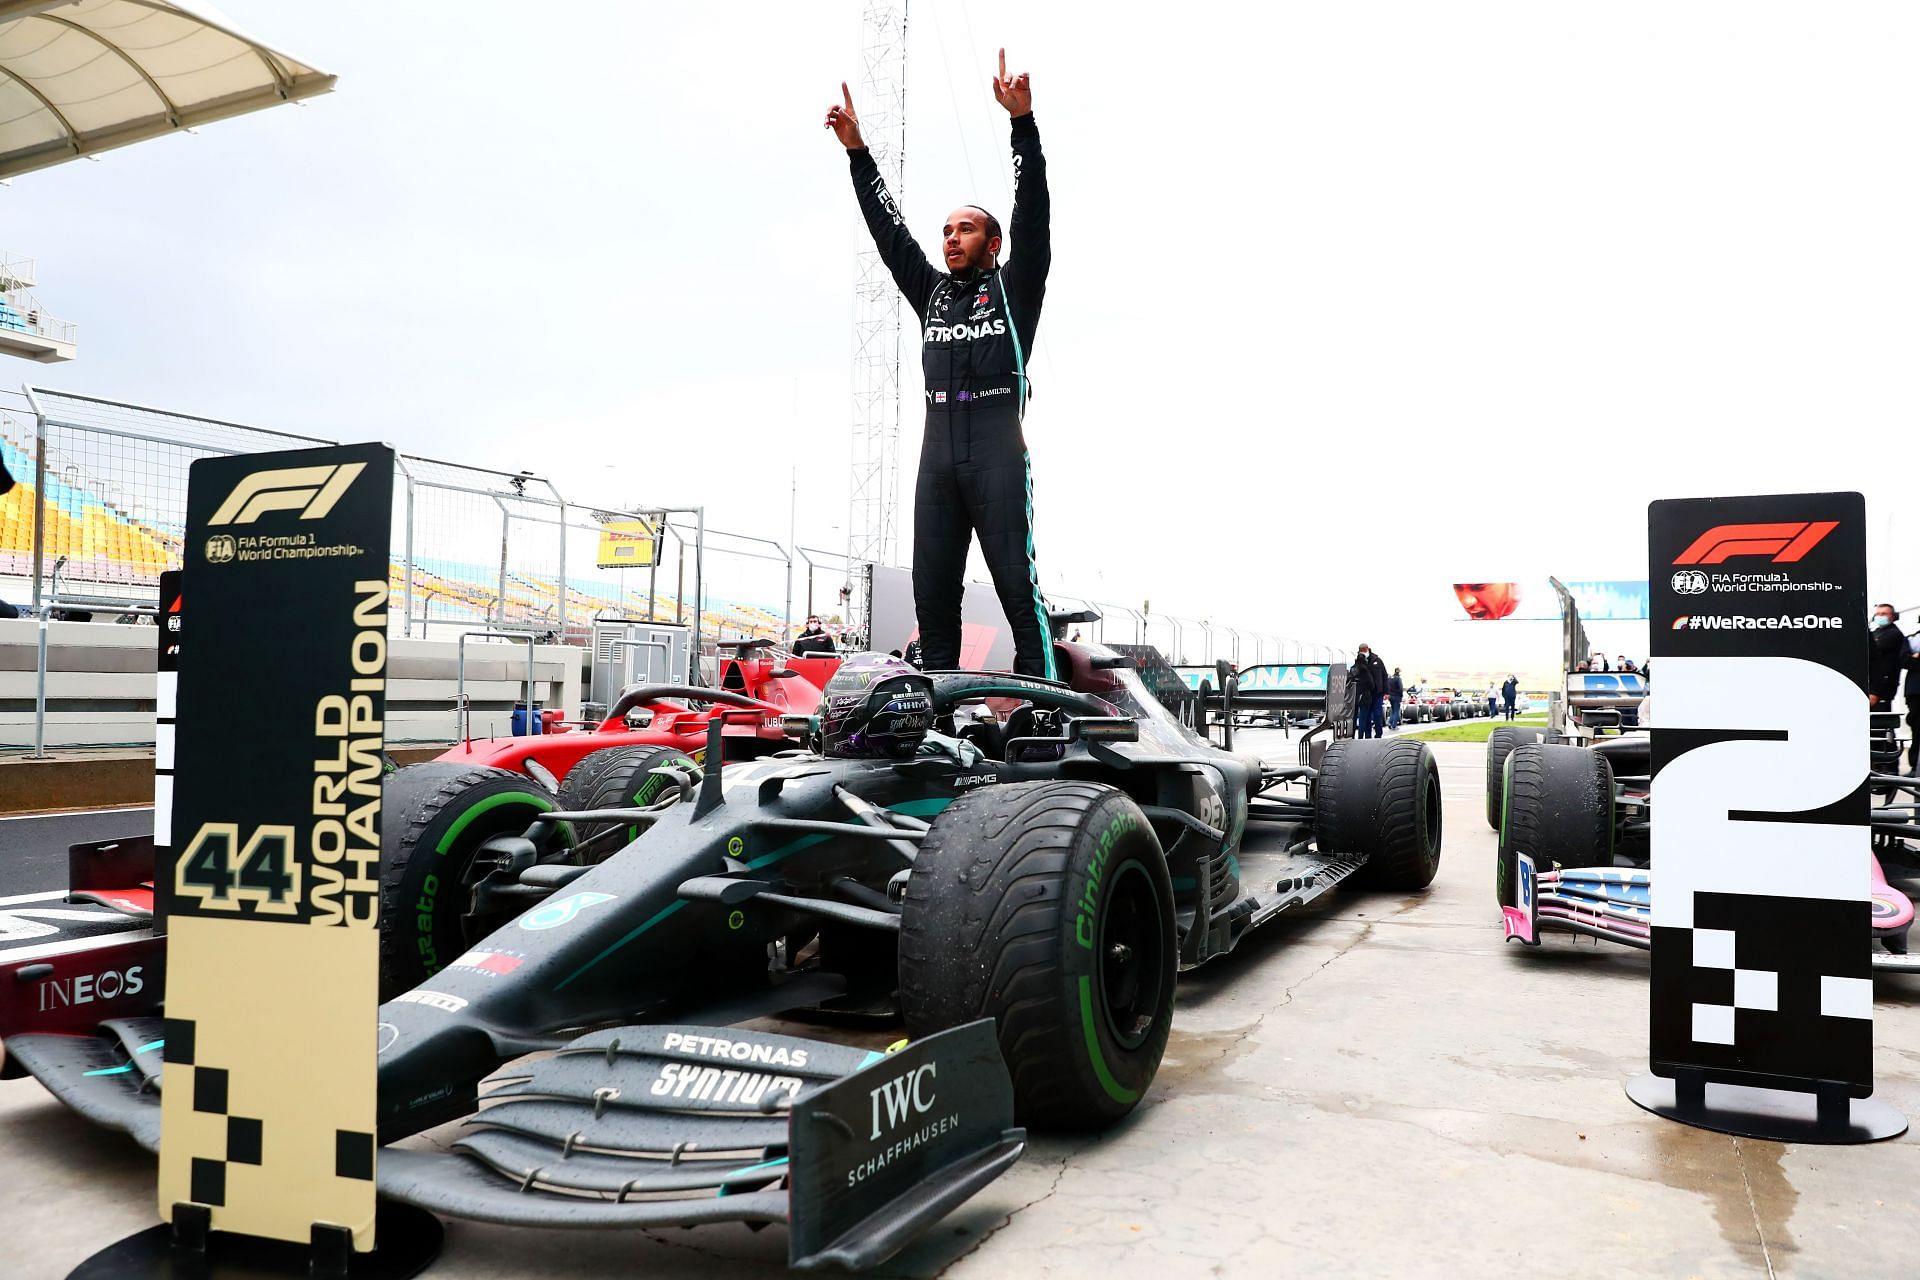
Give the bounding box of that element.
[208,463,366,526]
[1673,521,1837,566]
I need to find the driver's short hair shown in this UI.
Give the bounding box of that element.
[962,205,1002,243]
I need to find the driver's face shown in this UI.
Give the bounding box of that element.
[942,208,999,273]
[1455,582,1521,620]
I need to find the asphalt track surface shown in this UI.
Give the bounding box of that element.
[7,741,1918,1278]
[0,807,153,896]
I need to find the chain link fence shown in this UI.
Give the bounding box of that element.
[1,384,1343,678]
[0,389,764,647]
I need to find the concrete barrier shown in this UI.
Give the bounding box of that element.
[0,619,584,750]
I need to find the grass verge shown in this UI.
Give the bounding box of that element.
[1403,714,1548,743]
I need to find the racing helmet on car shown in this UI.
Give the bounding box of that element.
[820,652,935,758]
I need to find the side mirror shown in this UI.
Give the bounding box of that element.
[1069,717,1139,743]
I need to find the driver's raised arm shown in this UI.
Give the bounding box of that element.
[994,53,1049,327]
[828,82,942,317]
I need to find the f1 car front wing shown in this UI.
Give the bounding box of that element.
[5,1019,1025,1271]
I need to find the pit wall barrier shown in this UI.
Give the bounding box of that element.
[0,620,581,750]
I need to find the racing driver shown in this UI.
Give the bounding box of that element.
[826,49,1055,678]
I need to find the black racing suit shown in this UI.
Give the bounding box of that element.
[848,113,1054,678]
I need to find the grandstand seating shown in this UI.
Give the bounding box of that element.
[0,295,33,334]
[0,431,177,583]
[0,425,790,640]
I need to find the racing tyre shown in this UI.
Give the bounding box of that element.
[380,764,568,1000]
[1314,737,1443,891]
[559,745,700,859]
[899,781,1174,1130]
[1485,725,1550,829]
[1501,744,1614,874]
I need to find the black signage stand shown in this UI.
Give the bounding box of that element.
[1625,492,1905,1143]
[70,447,442,1277]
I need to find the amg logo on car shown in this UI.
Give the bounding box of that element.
[208,462,366,526]
[1672,521,1837,566]
[953,773,999,788]
[868,1062,937,1140]
[1671,614,1843,631]
[36,965,144,1012]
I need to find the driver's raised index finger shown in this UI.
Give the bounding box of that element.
[842,81,854,111]
[998,48,1007,82]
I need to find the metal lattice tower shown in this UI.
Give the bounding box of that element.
[847,1,907,637]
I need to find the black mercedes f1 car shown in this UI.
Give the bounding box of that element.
[3,632,1442,1269]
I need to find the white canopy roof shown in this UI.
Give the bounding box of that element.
[0,0,333,179]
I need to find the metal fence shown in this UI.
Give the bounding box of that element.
[0,389,748,652]
[1,385,1345,749]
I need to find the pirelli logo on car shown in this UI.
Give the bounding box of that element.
[208,462,366,526]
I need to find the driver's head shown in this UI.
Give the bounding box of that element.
[942,206,1002,275]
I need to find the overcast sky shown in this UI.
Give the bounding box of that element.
[8,2,1919,682]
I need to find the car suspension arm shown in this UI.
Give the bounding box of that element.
[1140,804,1226,844]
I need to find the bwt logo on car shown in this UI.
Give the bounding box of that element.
[869,1062,938,1140]
[208,462,365,525]
[37,965,144,1012]
[1672,520,1837,566]
[1671,614,1843,631]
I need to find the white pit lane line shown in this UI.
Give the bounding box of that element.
[0,806,154,822]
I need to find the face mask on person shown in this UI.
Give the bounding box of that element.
[1873,613,1894,628]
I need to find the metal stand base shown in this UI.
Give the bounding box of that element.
[1625,1071,1908,1144]
[69,1203,443,1279]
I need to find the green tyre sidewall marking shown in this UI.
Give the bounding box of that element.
[437,790,557,856]
[1073,848,1163,1107]
[426,789,561,969]
[1078,976,1138,1105]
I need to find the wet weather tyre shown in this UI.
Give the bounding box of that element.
[1313,737,1443,891]
[559,745,700,859]
[899,781,1175,1130]
[1501,744,1614,873]
[1485,725,1550,829]
[380,764,567,1001]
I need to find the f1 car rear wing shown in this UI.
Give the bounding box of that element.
[1179,662,1350,757]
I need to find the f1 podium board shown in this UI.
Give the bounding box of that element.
[1628,493,1904,1142]
[74,445,441,1277]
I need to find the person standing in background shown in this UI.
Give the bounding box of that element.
[1501,673,1519,720]
[792,615,837,657]
[1351,643,1389,739]
[1869,604,1904,710]
[1387,667,1405,730]
[1904,625,1920,774]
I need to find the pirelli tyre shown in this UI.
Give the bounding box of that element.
[558,745,701,859]
[898,781,1175,1130]
[1313,737,1443,891]
[1485,725,1551,829]
[380,764,569,1001]
[1500,743,1614,877]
